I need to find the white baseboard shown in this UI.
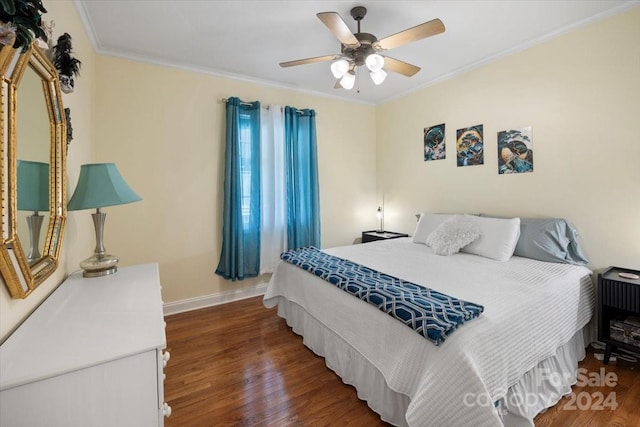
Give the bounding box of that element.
[163,282,269,316]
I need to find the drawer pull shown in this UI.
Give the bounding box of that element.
[162,402,172,417]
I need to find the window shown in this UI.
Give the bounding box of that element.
[239,113,253,229]
[216,98,320,281]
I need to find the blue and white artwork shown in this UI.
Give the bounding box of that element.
[456,124,484,167]
[424,123,445,161]
[497,126,533,174]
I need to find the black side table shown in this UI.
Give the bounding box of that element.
[597,266,640,364]
[362,230,409,243]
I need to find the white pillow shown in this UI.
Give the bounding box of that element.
[460,214,521,261]
[426,216,480,256]
[412,213,453,244]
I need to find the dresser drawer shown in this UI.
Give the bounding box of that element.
[0,263,167,426]
[0,351,159,427]
[157,348,172,425]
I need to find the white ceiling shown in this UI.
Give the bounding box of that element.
[74,0,637,105]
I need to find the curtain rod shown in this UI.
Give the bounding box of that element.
[220,98,262,108]
[220,98,312,115]
[221,98,273,111]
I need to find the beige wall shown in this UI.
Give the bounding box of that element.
[3,3,638,341]
[0,0,95,340]
[91,57,377,303]
[1,2,376,338]
[376,6,640,271]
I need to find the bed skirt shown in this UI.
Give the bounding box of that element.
[271,296,594,427]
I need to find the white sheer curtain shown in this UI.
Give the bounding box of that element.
[259,106,287,274]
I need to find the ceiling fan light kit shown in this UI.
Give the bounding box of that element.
[340,71,356,90]
[330,59,350,78]
[370,68,387,85]
[280,6,445,92]
[365,53,385,72]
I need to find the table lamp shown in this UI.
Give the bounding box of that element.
[376,206,384,233]
[17,160,49,263]
[67,163,142,277]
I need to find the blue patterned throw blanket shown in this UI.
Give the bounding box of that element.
[280,247,484,345]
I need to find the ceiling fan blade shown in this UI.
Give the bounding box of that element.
[280,55,339,68]
[317,12,361,47]
[376,18,445,51]
[383,56,421,77]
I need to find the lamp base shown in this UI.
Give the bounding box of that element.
[80,253,119,278]
[26,213,44,264]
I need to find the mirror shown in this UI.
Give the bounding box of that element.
[17,65,49,266]
[0,42,67,298]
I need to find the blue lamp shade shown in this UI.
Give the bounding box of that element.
[68,163,142,211]
[17,160,49,212]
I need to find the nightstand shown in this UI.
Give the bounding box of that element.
[597,266,640,364]
[362,230,409,243]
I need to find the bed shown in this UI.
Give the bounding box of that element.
[263,214,595,426]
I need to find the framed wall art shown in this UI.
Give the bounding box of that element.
[497,126,533,174]
[424,123,445,161]
[456,124,483,167]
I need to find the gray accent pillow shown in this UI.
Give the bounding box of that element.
[514,218,589,265]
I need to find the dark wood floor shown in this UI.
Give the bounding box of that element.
[164,296,640,427]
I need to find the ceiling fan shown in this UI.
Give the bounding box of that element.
[280,6,445,90]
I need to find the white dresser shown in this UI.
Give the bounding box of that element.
[0,263,171,427]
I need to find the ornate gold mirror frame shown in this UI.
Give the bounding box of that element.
[0,42,66,298]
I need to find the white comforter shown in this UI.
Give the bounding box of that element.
[263,238,594,426]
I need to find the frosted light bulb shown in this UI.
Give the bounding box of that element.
[340,71,356,90]
[330,59,349,79]
[365,54,385,72]
[370,69,387,85]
